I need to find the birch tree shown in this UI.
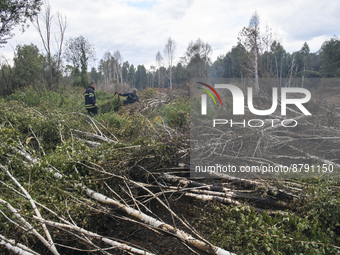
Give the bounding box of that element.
[238,11,261,92]
[113,50,123,86]
[156,51,163,88]
[164,37,176,89]
[55,11,67,78]
[33,1,67,87]
[270,41,286,89]
[101,51,113,86]
[34,1,52,86]
[298,42,310,87]
[99,51,123,90]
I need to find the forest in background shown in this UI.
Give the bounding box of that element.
[1,3,340,95]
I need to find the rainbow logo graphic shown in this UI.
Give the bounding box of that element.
[197,82,222,115]
[196,82,222,106]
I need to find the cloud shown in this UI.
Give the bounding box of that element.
[263,1,340,41]
[1,0,339,68]
[156,0,194,19]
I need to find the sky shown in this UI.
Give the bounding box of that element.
[1,0,340,69]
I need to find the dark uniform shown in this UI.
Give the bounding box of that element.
[84,86,98,116]
[119,92,139,105]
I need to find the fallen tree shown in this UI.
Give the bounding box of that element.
[1,86,340,254]
[2,147,235,255]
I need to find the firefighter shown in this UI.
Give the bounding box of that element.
[84,82,98,116]
[117,88,140,106]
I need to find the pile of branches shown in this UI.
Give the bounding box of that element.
[0,148,234,255]
[0,98,235,255]
[1,86,340,255]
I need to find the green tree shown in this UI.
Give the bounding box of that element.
[309,52,322,78]
[135,65,147,90]
[0,0,42,45]
[122,61,130,85]
[64,35,95,87]
[181,38,212,79]
[13,44,43,89]
[295,42,311,87]
[210,43,246,79]
[147,65,156,88]
[89,67,102,84]
[173,62,189,88]
[209,55,225,78]
[0,61,13,95]
[320,36,340,77]
[155,66,166,88]
[270,41,287,87]
[127,64,135,86]
[226,43,247,78]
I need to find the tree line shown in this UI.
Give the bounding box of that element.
[1,3,340,96]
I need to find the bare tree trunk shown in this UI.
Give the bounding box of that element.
[55,11,67,83]
[156,51,163,88]
[164,37,176,90]
[0,198,60,255]
[10,148,234,255]
[34,1,67,87]
[114,50,123,86]
[302,66,305,88]
[32,218,156,255]
[0,234,39,255]
[34,2,53,87]
[254,51,259,92]
[84,186,234,255]
[287,56,296,87]
[1,165,58,254]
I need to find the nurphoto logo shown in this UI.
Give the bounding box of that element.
[197,82,312,128]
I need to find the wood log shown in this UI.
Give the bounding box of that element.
[12,148,235,255]
[84,186,234,255]
[0,234,39,255]
[32,217,156,255]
